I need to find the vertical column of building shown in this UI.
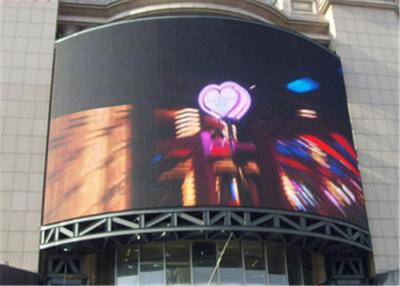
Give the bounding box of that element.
[324,3,399,275]
[0,0,58,272]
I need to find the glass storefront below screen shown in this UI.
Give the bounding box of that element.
[46,239,328,285]
[112,240,323,285]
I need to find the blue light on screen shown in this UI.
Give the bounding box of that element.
[151,154,163,163]
[287,77,320,93]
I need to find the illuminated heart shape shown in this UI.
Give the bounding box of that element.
[198,81,251,120]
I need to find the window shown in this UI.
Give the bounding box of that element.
[116,246,139,285]
[301,250,314,285]
[166,242,190,285]
[266,242,286,285]
[140,243,164,285]
[192,242,217,284]
[243,241,267,285]
[218,240,243,284]
[286,247,302,285]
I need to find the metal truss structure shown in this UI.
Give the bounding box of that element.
[327,257,368,284]
[47,256,84,277]
[329,257,366,278]
[40,207,371,255]
[44,255,87,285]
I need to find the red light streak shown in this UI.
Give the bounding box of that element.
[330,132,357,160]
[301,135,360,176]
[277,155,310,172]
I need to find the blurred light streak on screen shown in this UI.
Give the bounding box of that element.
[44,105,133,223]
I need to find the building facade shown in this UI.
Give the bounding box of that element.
[0,0,398,284]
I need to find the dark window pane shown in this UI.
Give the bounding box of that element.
[286,247,302,285]
[166,242,190,284]
[140,244,163,285]
[97,250,115,285]
[116,246,138,285]
[244,241,266,284]
[192,242,216,285]
[267,243,286,285]
[218,241,243,284]
[301,250,314,285]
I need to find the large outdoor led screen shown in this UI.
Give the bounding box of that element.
[43,17,367,228]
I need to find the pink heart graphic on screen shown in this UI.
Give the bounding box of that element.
[198,81,251,120]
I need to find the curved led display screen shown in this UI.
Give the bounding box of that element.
[43,17,367,228]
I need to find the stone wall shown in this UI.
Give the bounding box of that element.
[326,3,399,274]
[0,0,58,272]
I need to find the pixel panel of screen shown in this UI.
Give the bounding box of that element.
[43,17,367,228]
